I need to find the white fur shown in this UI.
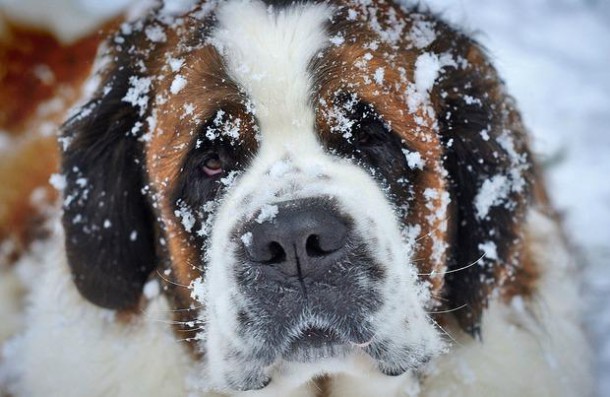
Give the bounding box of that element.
[0,221,193,397]
[199,1,443,391]
[417,209,594,397]
[0,256,23,345]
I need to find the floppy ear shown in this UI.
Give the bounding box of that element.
[430,26,533,336]
[60,59,157,310]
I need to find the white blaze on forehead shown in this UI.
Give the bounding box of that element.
[212,0,332,150]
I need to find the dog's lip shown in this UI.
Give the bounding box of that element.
[278,322,377,361]
[290,326,342,346]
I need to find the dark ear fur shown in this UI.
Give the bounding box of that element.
[430,22,533,336]
[60,56,156,310]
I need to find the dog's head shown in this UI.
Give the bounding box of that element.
[60,0,533,391]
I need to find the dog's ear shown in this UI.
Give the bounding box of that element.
[60,54,157,310]
[430,26,533,336]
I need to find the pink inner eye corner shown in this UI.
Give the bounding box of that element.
[203,164,223,176]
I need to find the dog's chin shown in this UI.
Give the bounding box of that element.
[227,327,433,391]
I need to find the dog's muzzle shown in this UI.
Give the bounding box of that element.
[233,198,383,361]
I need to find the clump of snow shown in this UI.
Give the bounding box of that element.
[409,18,436,49]
[167,57,185,72]
[496,132,528,193]
[189,277,205,303]
[373,67,385,85]
[255,204,279,224]
[144,24,167,43]
[401,223,422,252]
[414,52,456,96]
[480,129,490,141]
[320,94,360,140]
[414,53,441,94]
[174,201,196,233]
[329,34,344,46]
[170,75,187,95]
[405,52,455,114]
[478,241,498,261]
[122,76,152,116]
[241,232,253,247]
[422,188,451,265]
[143,279,160,299]
[49,174,66,191]
[159,0,198,17]
[203,110,242,143]
[474,175,510,220]
[195,199,219,239]
[402,149,424,170]
[220,171,240,188]
[183,103,195,117]
[362,4,405,44]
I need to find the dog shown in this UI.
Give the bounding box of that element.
[0,0,594,396]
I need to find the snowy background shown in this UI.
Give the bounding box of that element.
[1,0,608,395]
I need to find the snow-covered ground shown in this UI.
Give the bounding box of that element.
[1,0,608,395]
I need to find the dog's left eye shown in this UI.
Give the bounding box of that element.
[202,154,223,177]
[354,116,388,147]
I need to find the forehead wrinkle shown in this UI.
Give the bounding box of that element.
[212,0,332,147]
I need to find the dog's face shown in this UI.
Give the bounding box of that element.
[60,0,532,392]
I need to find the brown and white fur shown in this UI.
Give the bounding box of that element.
[0,1,593,396]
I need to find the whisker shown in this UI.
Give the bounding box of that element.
[142,317,203,326]
[148,304,205,313]
[174,337,199,343]
[165,304,205,312]
[191,264,206,273]
[156,270,191,289]
[418,254,486,277]
[429,317,461,347]
[426,303,468,314]
[176,327,206,333]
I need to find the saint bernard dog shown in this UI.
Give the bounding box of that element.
[0,0,594,396]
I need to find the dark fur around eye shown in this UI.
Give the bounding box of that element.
[170,110,255,229]
[322,96,421,207]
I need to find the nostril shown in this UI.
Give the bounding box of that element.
[305,235,327,257]
[266,241,286,264]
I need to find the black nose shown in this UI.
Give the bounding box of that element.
[243,199,350,281]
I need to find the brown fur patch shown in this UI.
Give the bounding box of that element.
[0,22,109,132]
[0,23,108,263]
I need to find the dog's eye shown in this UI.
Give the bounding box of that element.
[348,102,389,148]
[202,154,223,177]
[355,117,387,147]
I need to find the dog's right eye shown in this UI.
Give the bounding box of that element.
[202,154,223,177]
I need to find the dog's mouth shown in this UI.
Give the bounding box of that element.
[283,326,342,360]
[293,326,341,346]
[281,323,374,362]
